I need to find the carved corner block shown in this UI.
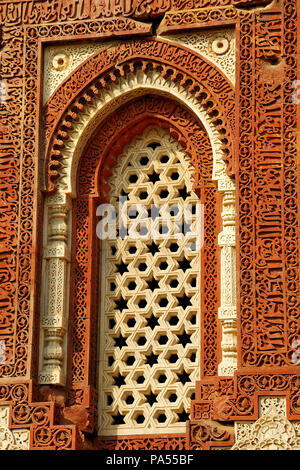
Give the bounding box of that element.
[187,419,235,450]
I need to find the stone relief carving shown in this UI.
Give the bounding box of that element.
[0,406,29,450]
[38,193,72,386]
[218,185,236,376]
[0,0,211,24]
[43,28,235,106]
[43,42,119,104]
[44,69,232,196]
[233,396,300,450]
[0,0,297,452]
[163,29,235,85]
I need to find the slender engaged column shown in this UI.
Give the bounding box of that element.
[38,193,71,386]
[217,180,237,376]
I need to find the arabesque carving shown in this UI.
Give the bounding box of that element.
[233,397,300,450]
[0,383,82,450]
[44,38,235,188]
[44,28,235,106]
[45,67,233,196]
[0,405,29,450]
[0,0,250,25]
[41,36,238,391]
[163,29,235,85]
[44,41,119,104]
[38,193,72,386]
[0,0,298,452]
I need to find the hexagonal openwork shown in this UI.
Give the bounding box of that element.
[98,127,201,436]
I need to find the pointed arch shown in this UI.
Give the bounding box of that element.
[44,37,236,196]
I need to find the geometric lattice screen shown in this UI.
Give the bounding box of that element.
[98,127,201,436]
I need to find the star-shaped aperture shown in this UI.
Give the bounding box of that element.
[146,277,160,291]
[146,314,159,330]
[177,370,191,385]
[117,190,129,203]
[145,351,159,366]
[177,331,192,347]
[116,227,128,239]
[178,258,191,272]
[147,241,160,255]
[112,412,125,425]
[114,372,126,387]
[178,186,190,200]
[176,293,192,310]
[148,170,160,184]
[114,334,127,348]
[115,297,128,312]
[145,391,158,406]
[116,260,129,275]
[177,410,190,422]
[148,205,160,221]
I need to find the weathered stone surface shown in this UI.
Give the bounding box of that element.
[0,0,299,451]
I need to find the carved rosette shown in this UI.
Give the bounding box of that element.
[39,193,72,386]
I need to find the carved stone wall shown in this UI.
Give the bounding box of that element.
[164,28,235,84]
[44,60,234,196]
[38,193,72,386]
[44,27,235,105]
[43,41,119,104]
[0,0,298,452]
